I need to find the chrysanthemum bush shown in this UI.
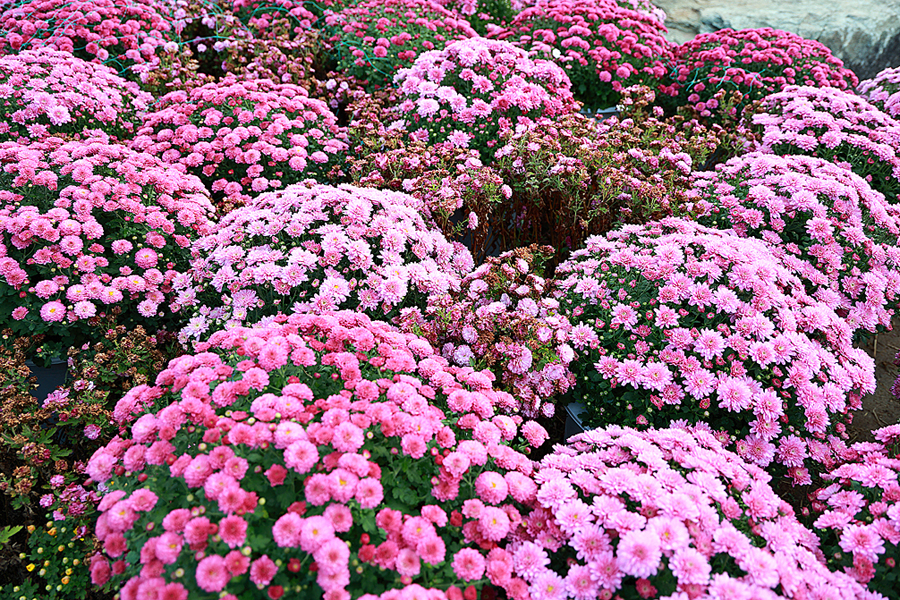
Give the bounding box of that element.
[86,310,550,599]
[749,85,900,205]
[692,152,900,334]
[858,65,900,120]
[666,28,858,122]
[392,36,578,163]
[0,137,216,356]
[130,76,347,211]
[520,425,879,600]
[175,182,474,344]
[490,91,720,254]
[808,425,900,598]
[323,0,476,90]
[0,48,152,142]
[495,0,672,110]
[0,0,175,80]
[399,245,575,420]
[553,218,876,483]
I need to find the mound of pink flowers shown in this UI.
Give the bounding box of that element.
[497,0,672,110]
[668,28,857,119]
[750,85,900,205]
[393,36,578,161]
[520,425,880,600]
[0,136,215,344]
[0,47,152,141]
[175,182,474,343]
[87,310,547,599]
[0,0,174,79]
[692,152,900,333]
[554,218,875,483]
[130,76,347,209]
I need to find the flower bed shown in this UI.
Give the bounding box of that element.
[0,137,215,355]
[0,48,152,142]
[393,36,578,163]
[554,217,875,482]
[130,77,347,210]
[496,0,672,110]
[749,85,900,205]
[668,28,857,121]
[2,1,900,599]
[87,310,546,599]
[175,182,473,343]
[692,152,900,333]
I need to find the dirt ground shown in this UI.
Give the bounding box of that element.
[850,316,900,442]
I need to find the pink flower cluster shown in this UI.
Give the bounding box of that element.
[324,0,476,89]
[130,76,348,209]
[176,182,474,342]
[88,310,546,599]
[521,425,879,600]
[858,66,900,119]
[0,47,151,142]
[668,28,858,120]
[554,217,876,482]
[750,85,900,205]
[393,36,578,162]
[692,152,900,333]
[809,425,900,597]
[0,136,215,339]
[0,0,174,79]
[496,0,672,110]
[400,246,576,419]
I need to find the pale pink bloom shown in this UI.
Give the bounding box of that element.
[839,523,886,561]
[272,512,303,548]
[616,528,662,579]
[299,515,334,553]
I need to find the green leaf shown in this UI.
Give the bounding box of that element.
[0,525,22,546]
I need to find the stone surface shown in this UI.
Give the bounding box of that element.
[654,0,900,80]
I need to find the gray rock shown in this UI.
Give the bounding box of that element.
[654,0,900,80]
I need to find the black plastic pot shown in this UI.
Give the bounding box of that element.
[25,357,68,403]
[564,401,589,439]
